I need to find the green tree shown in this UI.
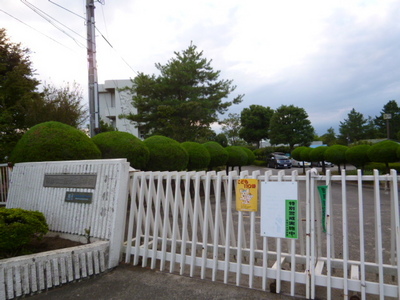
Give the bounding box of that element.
[368,140,399,174]
[25,82,88,128]
[269,105,314,151]
[309,146,329,174]
[346,144,371,173]
[0,29,41,161]
[374,100,400,139]
[325,145,348,174]
[339,108,375,144]
[320,127,337,146]
[239,105,274,148]
[221,113,245,145]
[123,43,243,142]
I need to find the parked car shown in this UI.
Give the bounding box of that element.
[267,153,292,169]
[291,159,311,168]
[311,161,334,167]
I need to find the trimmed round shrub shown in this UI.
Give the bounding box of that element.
[240,147,256,165]
[299,147,312,162]
[346,144,371,169]
[225,146,248,167]
[369,140,399,173]
[10,121,101,163]
[203,141,229,169]
[291,146,308,161]
[309,146,328,163]
[144,135,188,171]
[0,208,48,258]
[325,145,348,173]
[181,142,210,171]
[92,131,149,169]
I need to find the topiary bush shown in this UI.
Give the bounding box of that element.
[10,121,101,163]
[225,146,248,171]
[181,142,211,171]
[325,145,348,174]
[369,140,400,173]
[346,144,371,171]
[240,147,256,165]
[0,208,48,258]
[203,141,229,170]
[92,131,149,169]
[144,135,188,171]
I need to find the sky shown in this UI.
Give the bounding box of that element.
[1,0,400,135]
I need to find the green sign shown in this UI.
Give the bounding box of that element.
[285,199,298,239]
[317,185,328,233]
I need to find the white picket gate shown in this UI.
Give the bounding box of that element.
[122,169,400,299]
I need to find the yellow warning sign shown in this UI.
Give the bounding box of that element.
[236,179,258,212]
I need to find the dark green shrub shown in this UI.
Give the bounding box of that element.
[299,147,312,162]
[144,135,188,171]
[225,146,248,167]
[368,140,399,173]
[0,208,48,258]
[291,146,308,161]
[181,142,211,171]
[309,146,328,163]
[346,144,371,170]
[92,131,149,169]
[203,141,228,169]
[10,121,101,163]
[325,145,348,173]
[240,147,256,165]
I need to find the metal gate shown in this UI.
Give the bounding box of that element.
[122,169,400,299]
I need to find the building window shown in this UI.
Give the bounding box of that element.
[110,91,115,108]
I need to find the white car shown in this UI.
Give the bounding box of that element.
[290,159,311,167]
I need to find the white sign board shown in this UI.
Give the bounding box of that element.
[260,181,298,238]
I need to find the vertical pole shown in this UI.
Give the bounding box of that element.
[86,0,99,137]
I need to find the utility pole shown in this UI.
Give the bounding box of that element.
[86,0,99,137]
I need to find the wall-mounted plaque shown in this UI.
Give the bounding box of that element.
[65,192,93,203]
[43,174,97,189]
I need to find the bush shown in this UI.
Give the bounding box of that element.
[240,147,256,165]
[291,146,308,161]
[203,141,229,169]
[92,131,149,169]
[0,208,48,258]
[225,146,248,167]
[325,145,348,172]
[144,135,188,171]
[346,144,371,170]
[10,121,101,163]
[368,140,399,173]
[181,142,211,171]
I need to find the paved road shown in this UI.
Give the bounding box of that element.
[29,264,300,300]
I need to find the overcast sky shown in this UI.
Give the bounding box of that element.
[1,0,399,135]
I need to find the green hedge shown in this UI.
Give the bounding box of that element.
[10,121,101,163]
[203,141,228,169]
[144,136,188,171]
[92,131,149,169]
[0,208,48,258]
[225,146,248,167]
[181,142,210,171]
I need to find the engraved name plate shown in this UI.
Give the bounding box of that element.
[43,174,97,189]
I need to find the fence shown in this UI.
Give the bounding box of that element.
[0,163,11,206]
[123,169,400,300]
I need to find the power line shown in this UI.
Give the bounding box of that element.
[21,0,86,48]
[0,8,75,52]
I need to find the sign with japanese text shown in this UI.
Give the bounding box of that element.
[260,181,298,239]
[236,178,258,212]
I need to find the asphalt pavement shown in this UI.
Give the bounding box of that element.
[29,264,300,300]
